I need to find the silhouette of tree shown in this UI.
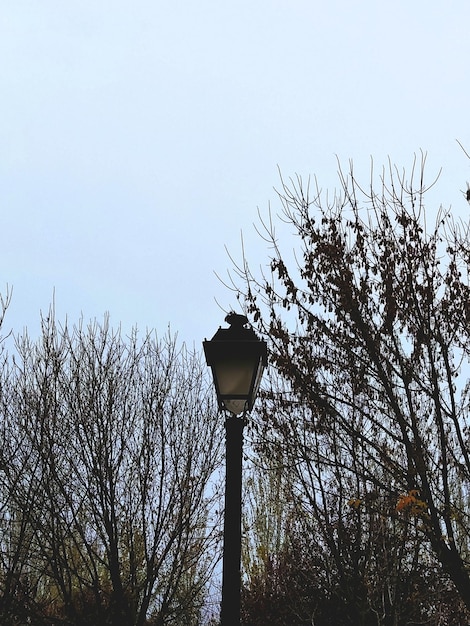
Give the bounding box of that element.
[234,154,470,616]
[0,311,223,625]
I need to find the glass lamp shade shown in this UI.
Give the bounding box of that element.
[203,320,267,416]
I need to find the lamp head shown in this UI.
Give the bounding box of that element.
[203,314,267,416]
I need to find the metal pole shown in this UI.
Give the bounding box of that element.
[220,414,245,626]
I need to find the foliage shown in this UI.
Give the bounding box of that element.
[234,154,470,620]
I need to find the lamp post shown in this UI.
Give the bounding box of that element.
[203,313,267,626]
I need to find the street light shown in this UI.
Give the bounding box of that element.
[203,313,267,626]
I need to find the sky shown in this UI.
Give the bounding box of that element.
[1,0,469,349]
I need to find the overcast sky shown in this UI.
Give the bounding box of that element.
[1,0,469,347]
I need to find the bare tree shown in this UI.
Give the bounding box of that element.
[0,312,223,625]
[233,154,470,616]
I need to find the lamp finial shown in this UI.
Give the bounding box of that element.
[225,312,248,328]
